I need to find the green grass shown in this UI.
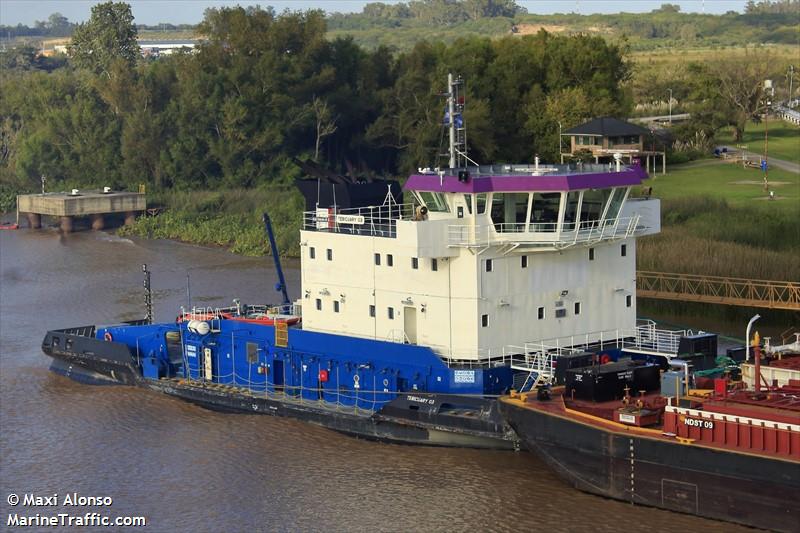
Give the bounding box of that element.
[644,159,800,210]
[715,121,800,165]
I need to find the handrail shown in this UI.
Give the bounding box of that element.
[637,271,800,311]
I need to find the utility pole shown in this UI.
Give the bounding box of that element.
[789,65,795,104]
[763,80,774,192]
[557,121,563,164]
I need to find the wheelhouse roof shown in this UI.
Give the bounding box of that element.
[404,164,647,193]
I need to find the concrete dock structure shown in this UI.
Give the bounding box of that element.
[17,190,146,232]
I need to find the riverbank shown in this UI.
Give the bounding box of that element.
[118,186,304,257]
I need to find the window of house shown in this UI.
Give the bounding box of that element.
[485,259,493,272]
[537,307,545,320]
[481,314,488,327]
[412,258,419,269]
[247,342,259,364]
[431,259,438,271]
[315,299,322,311]
[387,254,393,266]
[326,248,333,261]
[374,253,381,266]
[333,301,340,313]
[626,295,632,308]
[521,255,528,268]
[574,302,581,315]
[309,247,316,259]
[621,244,627,257]
[589,248,595,261]
[369,305,375,317]
[388,307,394,320]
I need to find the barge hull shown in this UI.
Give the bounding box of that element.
[499,400,800,532]
[42,329,515,449]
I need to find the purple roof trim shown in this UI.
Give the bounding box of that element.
[404,166,647,193]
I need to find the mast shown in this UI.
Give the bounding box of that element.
[444,73,467,169]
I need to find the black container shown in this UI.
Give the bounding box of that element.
[678,333,717,359]
[566,361,660,402]
[554,351,594,385]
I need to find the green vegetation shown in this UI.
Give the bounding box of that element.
[638,160,800,282]
[716,121,800,164]
[118,186,304,256]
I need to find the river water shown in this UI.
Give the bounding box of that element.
[0,228,754,532]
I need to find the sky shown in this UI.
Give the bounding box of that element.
[1,0,748,26]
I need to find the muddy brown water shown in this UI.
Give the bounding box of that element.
[0,229,754,532]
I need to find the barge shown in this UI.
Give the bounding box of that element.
[499,332,800,531]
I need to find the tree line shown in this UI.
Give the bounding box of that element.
[0,2,631,194]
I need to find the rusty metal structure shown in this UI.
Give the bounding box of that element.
[636,271,800,311]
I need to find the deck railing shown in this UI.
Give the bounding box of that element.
[302,203,415,237]
[447,215,643,249]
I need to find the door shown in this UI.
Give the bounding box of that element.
[404,306,417,344]
[272,358,284,391]
[203,347,213,381]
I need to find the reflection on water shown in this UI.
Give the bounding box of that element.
[0,229,754,532]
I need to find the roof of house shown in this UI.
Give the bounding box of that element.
[564,117,650,137]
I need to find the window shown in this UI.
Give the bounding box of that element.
[537,307,545,320]
[309,247,316,259]
[431,259,438,271]
[247,342,259,364]
[412,258,419,270]
[388,307,394,320]
[605,188,626,221]
[374,253,381,266]
[485,259,493,272]
[580,189,612,223]
[418,191,449,212]
[574,302,581,315]
[626,295,632,308]
[315,299,322,311]
[555,308,567,318]
[481,314,489,327]
[530,192,561,232]
[333,301,340,313]
[563,191,580,232]
[463,194,473,214]
[589,248,595,261]
[521,255,528,268]
[369,305,375,317]
[326,248,333,261]
[621,244,627,257]
[387,254,393,267]
[491,192,529,232]
[476,193,487,214]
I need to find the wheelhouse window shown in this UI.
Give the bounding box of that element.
[605,188,627,221]
[418,191,449,212]
[463,194,472,214]
[475,193,487,214]
[529,192,561,232]
[580,189,612,223]
[563,191,580,231]
[490,192,529,233]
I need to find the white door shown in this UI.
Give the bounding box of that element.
[403,307,417,345]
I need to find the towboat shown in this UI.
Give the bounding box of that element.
[43,74,682,448]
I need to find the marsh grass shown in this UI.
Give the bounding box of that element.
[638,197,800,281]
[119,185,304,256]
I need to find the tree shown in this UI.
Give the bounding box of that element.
[706,50,772,141]
[312,97,338,162]
[68,2,139,76]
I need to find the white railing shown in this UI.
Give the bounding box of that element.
[303,203,415,237]
[447,215,643,249]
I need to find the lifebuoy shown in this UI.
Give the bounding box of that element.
[600,354,611,364]
[103,331,113,342]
